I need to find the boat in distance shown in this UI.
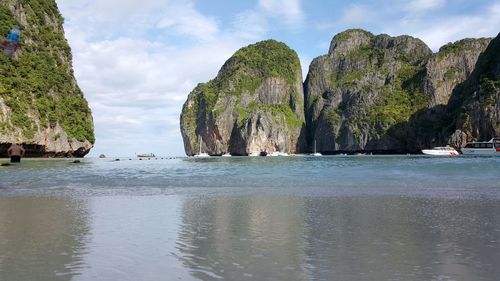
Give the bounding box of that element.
[311,140,322,156]
[267,151,289,157]
[136,153,155,158]
[461,138,500,155]
[194,135,211,158]
[194,153,210,158]
[422,146,459,156]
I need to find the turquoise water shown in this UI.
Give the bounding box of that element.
[1,156,500,280]
[1,155,499,196]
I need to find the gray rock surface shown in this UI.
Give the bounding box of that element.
[180,40,305,156]
[425,39,491,106]
[305,29,495,153]
[448,33,500,145]
[305,29,432,153]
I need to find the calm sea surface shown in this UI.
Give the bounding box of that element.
[0,155,499,280]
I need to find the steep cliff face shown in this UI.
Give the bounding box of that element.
[425,38,492,106]
[0,0,94,157]
[180,40,305,156]
[304,29,495,153]
[448,33,500,147]
[304,29,432,153]
[405,38,491,150]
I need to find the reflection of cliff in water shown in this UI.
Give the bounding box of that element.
[302,197,500,280]
[0,197,90,281]
[177,196,308,280]
[176,195,500,280]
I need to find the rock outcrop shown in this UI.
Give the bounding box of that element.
[448,33,500,146]
[181,29,498,155]
[304,29,495,153]
[425,38,492,107]
[405,38,491,150]
[304,29,432,153]
[180,40,305,156]
[0,0,94,157]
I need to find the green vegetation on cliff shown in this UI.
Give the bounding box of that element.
[438,38,492,60]
[449,33,500,139]
[326,35,430,134]
[0,0,94,142]
[183,39,303,131]
[231,40,300,84]
[332,29,373,43]
[180,39,304,155]
[367,65,428,130]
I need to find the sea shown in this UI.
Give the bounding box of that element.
[0,155,499,281]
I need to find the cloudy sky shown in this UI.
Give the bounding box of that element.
[56,0,500,157]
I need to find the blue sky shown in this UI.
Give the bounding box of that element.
[55,0,500,157]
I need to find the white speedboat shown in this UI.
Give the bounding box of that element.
[249,151,261,157]
[194,153,210,158]
[221,153,232,157]
[268,151,289,157]
[461,138,500,155]
[422,146,459,156]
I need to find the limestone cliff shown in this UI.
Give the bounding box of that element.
[0,0,94,157]
[425,38,492,106]
[304,29,494,153]
[304,29,432,153]
[448,33,500,147]
[180,40,305,156]
[406,38,491,150]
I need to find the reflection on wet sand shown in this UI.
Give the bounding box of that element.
[177,196,308,280]
[0,197,90,281]
[177,195,500,280]
[1,194,500,280]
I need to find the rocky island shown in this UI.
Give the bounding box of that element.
[0,0,94,157]
[181,29,499,155]
[180,40,305,156]
[305,29,494,153]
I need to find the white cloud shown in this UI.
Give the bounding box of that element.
[405,0,446,13]
[317,0,499,52]
[57,0,244,156]
[232,10,269,40]
[298,55,311,80]
[60,0,219,41]
[67,34,243,156]
[258,0,305,26]
[156,3,219,41]
[391,3,500,50]
[341,4,378,25]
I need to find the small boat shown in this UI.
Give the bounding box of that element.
[194,136,210,158]
[267,151,289,157]
[221,153,232,157]
[422,146,459,156]
[461,138,500,155]
[311,140,322,156]
[137,153,155,158]
[194,153,210,158]
[249,151,261,157]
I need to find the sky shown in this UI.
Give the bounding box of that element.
[55,0,500,157]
